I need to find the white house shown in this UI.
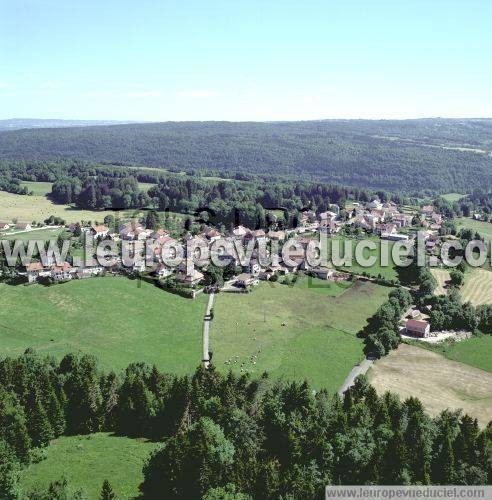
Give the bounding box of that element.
[368,199,383,210]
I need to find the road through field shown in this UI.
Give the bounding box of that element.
[338,358,373,396]
[203,292,215,368]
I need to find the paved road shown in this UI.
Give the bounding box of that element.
[338,358,374,396]
[202,292,215,368]
[0,225,61,237]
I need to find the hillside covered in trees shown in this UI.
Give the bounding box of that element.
[0,119,491,194]
[0,351,490,499]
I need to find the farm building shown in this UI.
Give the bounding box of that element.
[311,266,334,280]
[91,225,110,238]
[236,273,258,287]
[405,319,431,338]
[0,221,10,230]
[15,222,32,231]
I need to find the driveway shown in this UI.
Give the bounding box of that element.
[338,358,374,396]
[202,292,215,368]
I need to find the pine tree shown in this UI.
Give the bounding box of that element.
[29,395,54,448]
[434,425,457,484]
[0,440,20,500]
[100,479,116,500]
[46,389,66,437]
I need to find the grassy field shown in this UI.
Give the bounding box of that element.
[328,236,399,281]
[1,226,66,241]
[431,268,450,295]
[212,278,390,392]
[441,193,465,202]
[19,433,156,499]
[369,343,492,427]
[0,189,124,225]
[20,181,53,196]
[420,335,492,373]
[455,217,492,242]
[460,269,492,306]
[0,278,207,373]
[432,267,492,306]
[138,182,156,192]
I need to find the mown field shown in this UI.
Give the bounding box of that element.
[455,217,492,242]
[460,269,492,306]
[0,189,122,225]
[431,268,450,295]
[431,267,492,306]
[1,183,189,236]
[19,433,156,499]
[369,343,492,427]
[0,278,207,373]
[212,277,390,392]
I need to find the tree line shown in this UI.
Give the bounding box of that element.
[0,350,490,499]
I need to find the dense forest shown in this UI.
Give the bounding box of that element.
[0,351,490,499]
[1,159,399,228]
[0,119,491,194]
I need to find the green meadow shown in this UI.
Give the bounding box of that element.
[0,278,207,373]
[19,433,156,499]
[327,235,400,281]
[423,335,492,373]
[455,217,492,242]
[212,277,390,392]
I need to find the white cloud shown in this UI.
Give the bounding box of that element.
[177,90,218,99]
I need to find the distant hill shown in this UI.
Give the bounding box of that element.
[0,118,138,131]
[0,118,491,193]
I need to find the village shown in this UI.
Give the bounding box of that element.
[0,197,454,343]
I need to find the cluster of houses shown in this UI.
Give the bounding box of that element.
[19,217,352,288]
[25,259,104,283]
[8,197,447,291]
[350,200,412,241]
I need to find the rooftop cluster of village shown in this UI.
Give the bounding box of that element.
[1,198,447,294]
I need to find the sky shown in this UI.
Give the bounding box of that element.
[1,0,491,121]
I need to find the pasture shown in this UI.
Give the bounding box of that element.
[369,343,492,427]
[19,433,155,499]
[327,236,399,281]
[138,181,156,192]
[426,335,492,373]
[0,278,207,373]
[441,193,465,202]
[20,181,53,196]
[455,217,492,242]
[212,278,390,392]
